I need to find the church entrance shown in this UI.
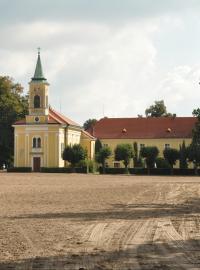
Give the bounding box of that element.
[33,157,41,172]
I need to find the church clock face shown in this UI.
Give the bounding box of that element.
[35,116,39,122]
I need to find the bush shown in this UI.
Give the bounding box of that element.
[98,167,199,176]
[7,167,32,172]
[62,144,87,167]
[99,167,126,174]
[173,168,197,176]
[40,167,87,173]
[76,159,97,173]
[130,168,147,175]
[149,168,171,175]
[155,157,171,169]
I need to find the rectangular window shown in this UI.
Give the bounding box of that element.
[103,144,108,147]
[165,144,170,149]
[140,144,145,149]
[114,162,120,168]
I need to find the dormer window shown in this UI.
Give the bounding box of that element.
[34,95,40,108]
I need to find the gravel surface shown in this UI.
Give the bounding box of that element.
[0,173,200,269]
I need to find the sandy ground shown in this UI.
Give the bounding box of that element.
[0,173,200,270]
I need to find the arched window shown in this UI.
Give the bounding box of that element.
[33,138,37,148]
[34,95,40,108]
[32,137,41,148]
[37,138,41,148]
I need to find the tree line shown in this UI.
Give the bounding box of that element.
[0,74,199,172]
[62,106,200,174]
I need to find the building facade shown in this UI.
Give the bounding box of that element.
[13,52,95,171]
[90,117,196,168]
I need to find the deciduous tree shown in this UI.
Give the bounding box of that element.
[145,100,175,118]
[95,138,102,154]
[83,118,97,131]
[0,76,28,168]
[179,141,188,169]
[95,146,111,174]
[163,148,179,174]
[62,144,87,169]
[114,144,134,173]
[140,146,159,174]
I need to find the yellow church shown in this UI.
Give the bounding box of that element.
[13,51,95,172]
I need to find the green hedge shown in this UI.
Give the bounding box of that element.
[99,167,126,174]
[7,167,32,172]
[130,168,148,175]
[173,168,197,175]
[40,167,87,173]
[99,167,200,175]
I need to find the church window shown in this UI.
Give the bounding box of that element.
[32,137,41,148]
[37,138,41,148]
[34,95,40,108]
[33,138,37,148]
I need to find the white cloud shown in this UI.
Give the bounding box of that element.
[0,3,200,124]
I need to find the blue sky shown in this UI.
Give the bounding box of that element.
[1,0,200,124]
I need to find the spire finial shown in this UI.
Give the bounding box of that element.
[37,47,41,55]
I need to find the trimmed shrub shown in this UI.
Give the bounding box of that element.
[155,157,171,169]
[130,168,147,175]
[149,168,171,175]
[7,167,32,172]
[40,167,87,173]
[173,168,196,176]
[99,167,199,176]
[99,167,126,174]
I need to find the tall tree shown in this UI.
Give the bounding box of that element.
[0,76,28,168]
[62,144,87,169]
[114,144,134,173]
[163,148,179,174]
[95,138,102,154]
[179,141,188,169]
[95,146,111,174]
[187,108,200,174]
[140,146,159,174]
[145,100,175,117]
[83,118,97,131]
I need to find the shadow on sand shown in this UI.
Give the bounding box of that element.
[7,198,200,221]
[0,239,199,270]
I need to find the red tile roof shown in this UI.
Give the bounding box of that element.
[91,117,197,139]
[49,107,80,126]
[14,107,80,127]
[82,130,96,140]
[14,119,26,125]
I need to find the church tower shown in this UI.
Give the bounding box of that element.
[13,50,95,171]
[26,49,49,124]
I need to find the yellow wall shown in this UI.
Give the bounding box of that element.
[100,138,192,168]
[81,137,95,160]
[28,81,49,116]
[13,71,95,170]
[14,124,95,169]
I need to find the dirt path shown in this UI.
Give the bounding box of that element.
[0,174,199,269]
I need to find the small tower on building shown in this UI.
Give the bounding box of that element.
[13,50,95,171]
